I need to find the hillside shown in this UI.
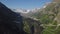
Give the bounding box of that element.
[29,0,60,34]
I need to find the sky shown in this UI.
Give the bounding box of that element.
[0,0,52,10]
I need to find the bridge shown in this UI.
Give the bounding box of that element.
[22,16,43,34]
